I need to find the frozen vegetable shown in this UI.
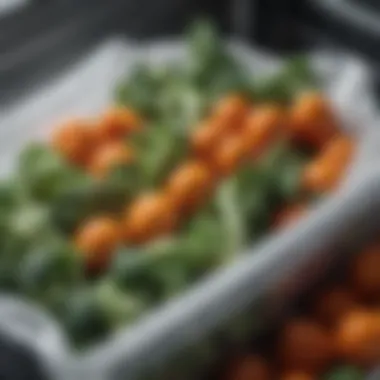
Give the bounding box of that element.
[0,20,355,348]
[220,241,380,380]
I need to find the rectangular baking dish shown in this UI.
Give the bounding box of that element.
[0,37,379,380]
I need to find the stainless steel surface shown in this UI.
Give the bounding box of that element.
[310,0,380,35]
[0,0,28,15]
[0,0,195,105]
[368,368,380,380]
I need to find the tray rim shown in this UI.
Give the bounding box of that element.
[0,36,379,379]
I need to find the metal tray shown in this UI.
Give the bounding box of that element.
[0,38,379,380]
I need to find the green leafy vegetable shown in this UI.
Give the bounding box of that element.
[115,64,163,118]
[186,19,248,94]
[186,19,225,86]
[259,141,307,202]
[111,219,227,304]
[253,56,317,104]
[186,19,251,107]
[50,176,136,234]
[18,238,83,296]
[180,210,228,276]
[110,247,162,300]
[0,258,20,291]
[95,279,145,328]
[231,142,307,238]
[323,366,364,380]
[111,240,188,302]
[131,124,189,189]
[62,280,143,347]
[9,203,49,242]
[117,20,252,130]
[214,178,246,260]
[18,143,89,202]
[0,180,18,214]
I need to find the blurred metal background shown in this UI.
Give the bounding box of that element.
[2,0,380,105]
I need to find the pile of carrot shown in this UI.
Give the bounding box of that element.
[222,243,380,380]
[50,91,354,272]
[51,107,140,175]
